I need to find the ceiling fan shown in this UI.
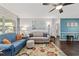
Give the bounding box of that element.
[43,3,74,13]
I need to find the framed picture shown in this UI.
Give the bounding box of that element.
[32,20,46,30]
[67,22,78,27]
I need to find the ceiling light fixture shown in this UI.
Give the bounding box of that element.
[56,5,63,10]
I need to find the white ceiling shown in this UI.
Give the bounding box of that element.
[0,3,79,18]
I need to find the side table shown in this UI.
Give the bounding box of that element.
[50,36,56,43]
[66,35,74,44]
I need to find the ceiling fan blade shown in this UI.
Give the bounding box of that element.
[42,3,50,5]
[42,3,57,6]
[59,8,63,13]
[63,3,74,6]
[49,8,56,12]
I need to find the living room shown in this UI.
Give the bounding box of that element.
[0,2,79,57]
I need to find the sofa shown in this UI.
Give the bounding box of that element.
[29,31,50,43]
[0,33,27,56]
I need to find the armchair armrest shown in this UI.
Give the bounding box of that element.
[0,44,14,56]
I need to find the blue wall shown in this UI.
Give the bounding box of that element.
[61,18,79,39]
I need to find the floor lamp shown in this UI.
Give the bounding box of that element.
[48,24,50,36]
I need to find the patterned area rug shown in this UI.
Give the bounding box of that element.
[17,42,66,56]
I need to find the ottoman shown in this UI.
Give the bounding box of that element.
[26,40,35,48]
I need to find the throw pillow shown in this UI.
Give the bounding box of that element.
[29,33,33,37]
[16,34,22,40]
[3,38,11,44]
[21,33,24,37]
[43,33,47,37]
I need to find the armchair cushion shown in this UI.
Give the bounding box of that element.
[12,39,26,54]
[29,37,49,40]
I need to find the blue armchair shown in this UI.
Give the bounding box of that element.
[0,33,28,56]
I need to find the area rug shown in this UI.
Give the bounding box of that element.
[17,42,66,56]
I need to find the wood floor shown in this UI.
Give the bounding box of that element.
[60,41,79,56]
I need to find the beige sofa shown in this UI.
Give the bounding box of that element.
[29,31,50,43]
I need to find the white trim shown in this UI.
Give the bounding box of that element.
[61,32,79,33]
[60,39,79,41]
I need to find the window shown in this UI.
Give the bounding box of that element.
[0,17,15,35]
[5,19,14,33]
[0,18,3,35]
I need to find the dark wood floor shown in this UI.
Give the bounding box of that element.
[60,41,79,56]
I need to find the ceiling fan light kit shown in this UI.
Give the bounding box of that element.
[56,5,63,10]
[59,9,63,13]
